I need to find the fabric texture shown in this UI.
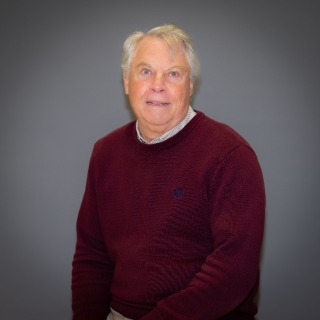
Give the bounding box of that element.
[136,106,196,144]
[108,308,132,320]
[72,111,265,320]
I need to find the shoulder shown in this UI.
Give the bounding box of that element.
[194,113,264,188]
[194,111,253,153]
[96,120,135,145]
[92,120,136,156]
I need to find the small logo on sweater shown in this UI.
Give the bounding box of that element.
[173,187,184,199]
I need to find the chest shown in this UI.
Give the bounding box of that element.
[94,149,214,261]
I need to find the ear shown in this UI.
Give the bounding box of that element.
[123,73,129,95]
[189,80,194,96]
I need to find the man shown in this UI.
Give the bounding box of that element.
[72,24,265,320]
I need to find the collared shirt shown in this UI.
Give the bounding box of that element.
[136,106,196,144]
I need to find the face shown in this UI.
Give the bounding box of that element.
[123,36,194,141]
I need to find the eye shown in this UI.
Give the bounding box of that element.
[141,68,151,75]
[169,71,179,78]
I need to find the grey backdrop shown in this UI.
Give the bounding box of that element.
[1,1,319,319]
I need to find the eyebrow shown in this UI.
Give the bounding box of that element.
[136,62,187,71]
[136,62,152,69]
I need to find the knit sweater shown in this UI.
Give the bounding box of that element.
[72,111,265,320]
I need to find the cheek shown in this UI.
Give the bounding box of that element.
[129,85,149,108]
[130,81,147,97]
[171,85,190,101]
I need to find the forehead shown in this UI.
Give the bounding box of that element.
[132,36,189,67]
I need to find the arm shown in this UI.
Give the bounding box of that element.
[141,145,265,320]
[72,151,114,320]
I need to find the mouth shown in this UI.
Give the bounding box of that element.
[146,101,170,107]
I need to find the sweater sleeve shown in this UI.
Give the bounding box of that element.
[72,151,114,320]
[140,145,265,320]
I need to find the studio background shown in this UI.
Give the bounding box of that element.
[1,1,319,319]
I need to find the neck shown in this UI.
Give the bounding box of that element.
[138,126,167,142]
[137,107,192,143]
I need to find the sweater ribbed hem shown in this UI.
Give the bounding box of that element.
[73,309,108,320]
[140,307,165,320]
[111,299,154,320]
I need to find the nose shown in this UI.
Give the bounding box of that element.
[151,74,165,93]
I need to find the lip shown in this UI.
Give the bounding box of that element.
[146,100,170,106]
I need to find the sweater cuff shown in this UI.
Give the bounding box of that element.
[73,308,109,320]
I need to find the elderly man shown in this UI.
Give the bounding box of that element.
[72,24,265,320]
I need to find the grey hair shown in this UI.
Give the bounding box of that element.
[121,24,200,85]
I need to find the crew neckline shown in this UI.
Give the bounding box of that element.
[131,111,205,151]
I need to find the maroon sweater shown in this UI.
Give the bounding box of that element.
[72,111,265,320]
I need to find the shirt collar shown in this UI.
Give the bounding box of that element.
[136,106,196,144]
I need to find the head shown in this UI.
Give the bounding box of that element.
[121,24,200,86]
[121,24,200,141]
